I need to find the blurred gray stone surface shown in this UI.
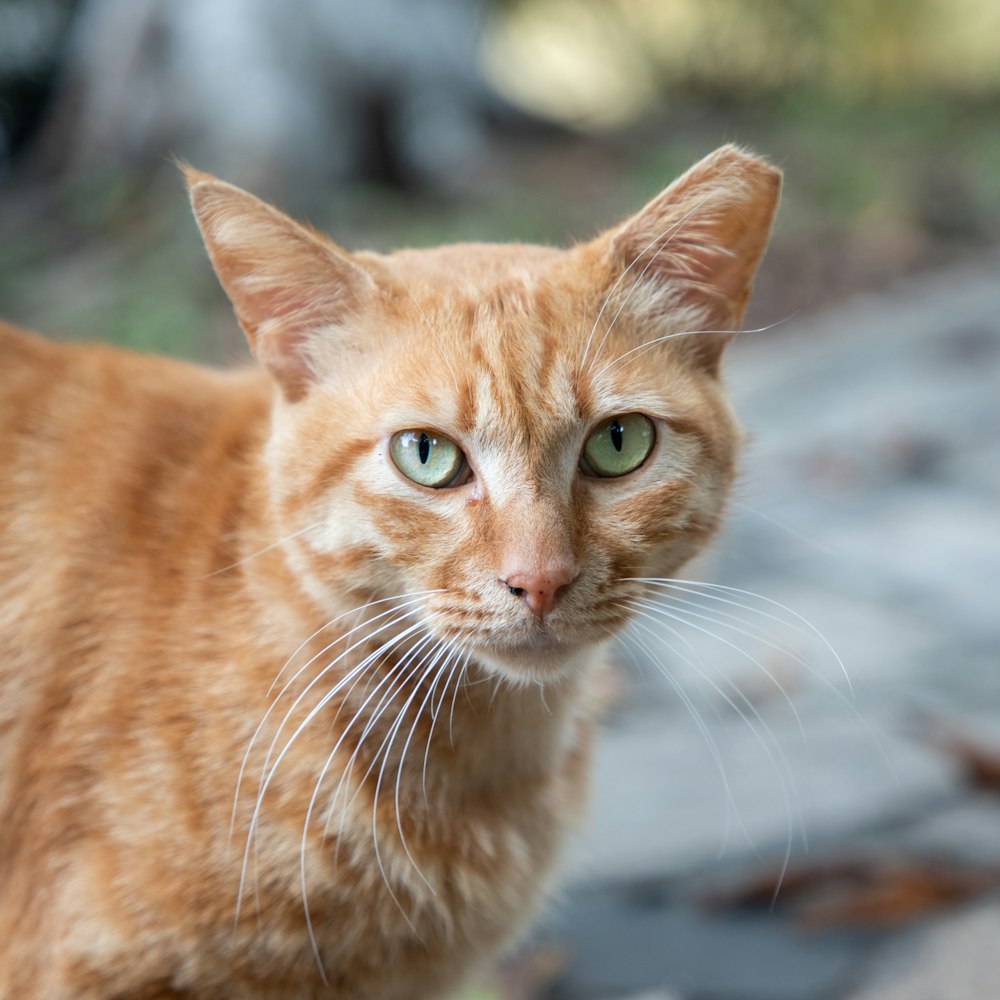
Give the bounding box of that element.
[541,253,1000,1000]
[847,903,1000,1000]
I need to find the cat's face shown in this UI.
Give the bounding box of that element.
[188,146,780,681]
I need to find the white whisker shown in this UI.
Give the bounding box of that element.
[295,625,438,979]
[203,520,322,578]
[381,645,464,894]
[394,641,465,831]
[237,617,425,927]
[622,598,804,887]
[628,595,807,742]
[595,318,789,381]
[628,580,895,781]
[731,501,837,557]
[267,590,442,698]
[339,636,446,815]
[322,630,442,844]
[643,592,828,695]
[618,612,738,858]
[332,631,453,933]
[256,604,429,794]
[448,656,472,747]
[231,591,438,843]
[623,577,852,695]
[423,645,470,803]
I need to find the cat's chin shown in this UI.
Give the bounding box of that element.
[474,635,600,685]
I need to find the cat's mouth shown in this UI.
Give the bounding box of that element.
[496,629,563,654]
[430,593,621,679]
[466,626,563,657]
[465,619,601,680]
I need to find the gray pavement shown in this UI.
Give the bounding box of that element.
[532,252,1000,999]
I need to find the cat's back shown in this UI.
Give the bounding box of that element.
[1,320,262,459]
[0,321,134,568]
[0,321,270,516]
[0,321,72,437]
[0,317,273,599]
[0,319,110,413]
[0,321,271,795]
[0,326,282,997]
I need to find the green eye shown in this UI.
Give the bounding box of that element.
[581,413,655,478]
[389,430,466,488]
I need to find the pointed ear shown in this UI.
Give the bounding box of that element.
[183,166,375,401]
[603,145,781,371]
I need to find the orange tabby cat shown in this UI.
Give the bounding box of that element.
[0,145,780,999]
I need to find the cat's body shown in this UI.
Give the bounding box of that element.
[0,147,779,998]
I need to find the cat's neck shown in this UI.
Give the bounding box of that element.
[232,553,597,811]
[420,656,596,792]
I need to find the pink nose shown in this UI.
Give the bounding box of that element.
[501,568,577,619]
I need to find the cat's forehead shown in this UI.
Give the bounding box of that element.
[363,241,698,432]
[382,242,565,290]
[369,243,580,407]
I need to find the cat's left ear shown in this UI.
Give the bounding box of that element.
[600,144,781,372]
[184,166,375,401]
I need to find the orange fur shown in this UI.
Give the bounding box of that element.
[0,146,780,998]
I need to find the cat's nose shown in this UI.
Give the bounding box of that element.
[501,568,577,619]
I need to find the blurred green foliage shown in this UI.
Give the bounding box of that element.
[492,0,1000,119]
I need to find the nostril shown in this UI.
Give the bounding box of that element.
[500,570,577,618]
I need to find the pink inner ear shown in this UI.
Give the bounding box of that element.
[678,235,738,284]
[609,228,739,328]
[253,285,314,322]
[622,209,762,300]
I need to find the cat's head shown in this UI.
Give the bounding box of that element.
[187,146,780,682]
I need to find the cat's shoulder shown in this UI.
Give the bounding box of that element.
[0,320,264,395]
[0,321,79,417]
[0,319,150,387]
[0,320,271,459]
[0,320,62,366]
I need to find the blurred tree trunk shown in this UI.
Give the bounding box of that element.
[0,0,78,176]
[31,0,499,194]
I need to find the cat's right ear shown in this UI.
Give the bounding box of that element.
[184,166,375,401]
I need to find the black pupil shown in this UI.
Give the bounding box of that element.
[609,420,624,452]
[418,433,431,464]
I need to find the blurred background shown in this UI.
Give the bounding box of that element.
[2,2,998,998]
